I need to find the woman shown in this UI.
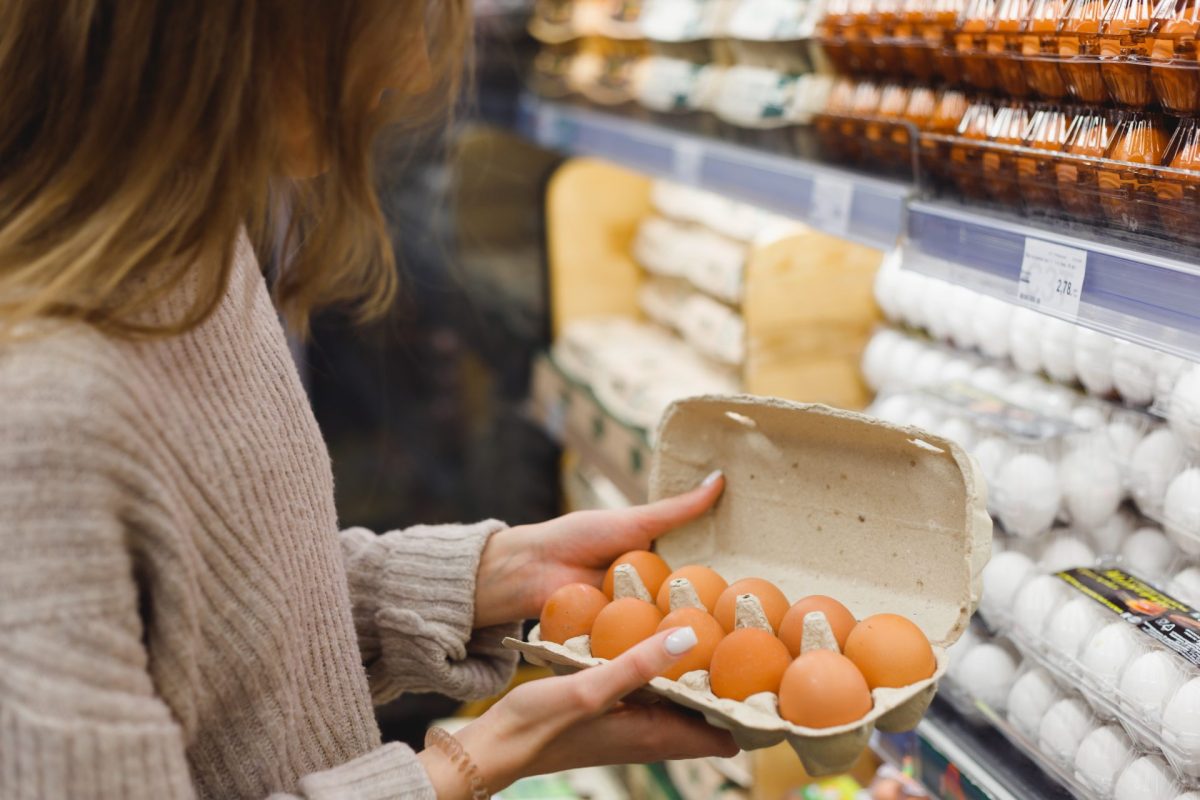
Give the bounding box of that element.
[0,3,737,799]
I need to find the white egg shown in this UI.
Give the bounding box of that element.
[895,272,931,329]
[862,331,903,392]
[1119,650,1188,727]
[1042,318,1079,384]
[1040,535,1097,572]
[1163,678,1200,779]
[1033,384,1078,418]
[1107,420,1146,464]
[945,625,981,676]
[1038,697,1095,765]
[974,296,1014,360]
[935,417,977,450]
[941,356,979,386]
[1075,328,1118,397]
[1157,354,1191,407]
[1114,756,1180,800]
[1045,596,1110,660]
[972,436,1015,490]
[946,286,980,351]
[1059,447,1123,530]
[1168,566,1200,607]
[981,551,1036,622]
[1003,378,1042,411]
[1130,429,1187,516]
[922,281,955,342]
[872,394,916,425]
[1081,622,1148,691]
[1071,402,1109,431]
[971,365,1011,396]
[1074,724,1136,797]
[1121,527,1178,581]
[911,349,951,388]
[1169,365,1200,451]
[1166,676,1200,777]
[1113,340,1160,406]
[873,255,904,322]
[906,407,943,433]
[1164,469,1200,553]
[954,642,1020,709]
[1090,509,1139,555]
[1014,575,1071,640]
[888,338,925,390]
[997,453,1062,538]
[1009,307,1045,375]
[1007,668,1062,737]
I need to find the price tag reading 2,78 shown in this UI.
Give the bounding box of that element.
[1017,237,1088,318]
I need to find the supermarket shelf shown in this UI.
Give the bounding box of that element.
[873,699,1074,800]
[901,200,1200,361]
[529,354,651,503]
[517,94,910,251]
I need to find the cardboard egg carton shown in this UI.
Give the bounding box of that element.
[506,395,991,775]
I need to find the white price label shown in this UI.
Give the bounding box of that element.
[1017,238,1088,317]
[810,174,854,237]
[536,107,561,147]
[672,139,704,184]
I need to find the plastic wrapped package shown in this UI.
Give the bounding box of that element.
[982,102,1033,204]
[1059,0,1111,103]
[1098,0,1158,106]
[1098,111,1170,233]
[1149,0,1200,114]
[1018,105,1073,212]
[989,0,1038,95]
[956,0,1002,87]
[1021,0,1072,96]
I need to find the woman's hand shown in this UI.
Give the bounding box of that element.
[474,471,724,628]
[418,627,739,798]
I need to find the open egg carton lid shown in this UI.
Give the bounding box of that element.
[507,395,991,774]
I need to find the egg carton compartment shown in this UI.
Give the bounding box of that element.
[812,80,925,180]
[639,0,737,43]
[989,560,1200,785]
[632,214,748,304]
[939,624,1023,724]
[816,0,962,83]
[639,277,746,367]
[632,55,727,126]
[722,0,824,43]
[918,110,1200,251]
[513,395,992,775]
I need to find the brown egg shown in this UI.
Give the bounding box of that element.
[656,607,725,680]
[779,595,858,657]
[708,628,792,701]
[602,551,671,599]
[714,578,790,633]
[590,597,664,660]
[844,613,936,689]
[539,583,610,645]
[779,650,874,728]
[655,565,728,613]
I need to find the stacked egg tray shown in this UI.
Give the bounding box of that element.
[861,328,1200,550]
[941,625,1199,800]
[816,0,1200,114]
[921,107,1200,247]
[976,554,1200,793]
[509,395,992,775]
[527,0,836,151]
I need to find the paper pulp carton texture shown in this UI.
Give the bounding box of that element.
[506,395,991,775]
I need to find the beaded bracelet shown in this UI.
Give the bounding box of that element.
[424,726,491,800]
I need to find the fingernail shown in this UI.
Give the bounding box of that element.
[700,470,723,488]
[665,626,698,655]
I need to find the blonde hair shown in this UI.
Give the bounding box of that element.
[0,1,469,340]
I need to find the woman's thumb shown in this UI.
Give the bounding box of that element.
[575,627,698,713]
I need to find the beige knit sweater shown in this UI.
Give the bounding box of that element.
[0,236,520,799]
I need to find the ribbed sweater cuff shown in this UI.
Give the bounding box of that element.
[286,743,434,800]
[360,520,520,703]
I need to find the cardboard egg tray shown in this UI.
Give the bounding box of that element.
[506,395,991,775]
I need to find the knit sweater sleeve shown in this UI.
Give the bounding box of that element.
[0,357,447,800]
[340,521,521,705]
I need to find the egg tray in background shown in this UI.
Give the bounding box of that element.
[871,257,1199,416]
[945,637,1198,800]
[980,557,1200,785]
[862,324,1200,555]
[509,395,992,776]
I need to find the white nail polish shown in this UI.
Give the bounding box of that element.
[701,470,723,488]
[665,626,698,655]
